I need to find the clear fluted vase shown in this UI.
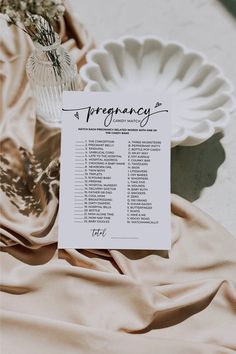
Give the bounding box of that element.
[26,34,78,126]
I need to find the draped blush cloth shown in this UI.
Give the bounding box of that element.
[0,10,236,354]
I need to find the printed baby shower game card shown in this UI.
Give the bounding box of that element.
[58,92,171,249]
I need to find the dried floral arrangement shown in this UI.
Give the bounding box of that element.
[0,0,65,75]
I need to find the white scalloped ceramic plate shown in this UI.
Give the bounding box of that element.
[80,36,235,147]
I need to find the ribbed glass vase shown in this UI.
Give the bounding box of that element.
[26,34,78,126]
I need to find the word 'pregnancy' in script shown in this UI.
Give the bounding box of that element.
[59,92,171,250]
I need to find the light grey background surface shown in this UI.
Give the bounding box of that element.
[70,0,236,235]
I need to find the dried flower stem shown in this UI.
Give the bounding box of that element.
[0,0,65,77]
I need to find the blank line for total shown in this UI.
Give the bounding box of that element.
[111,237,139,240]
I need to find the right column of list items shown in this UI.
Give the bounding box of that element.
[127,140,161,224]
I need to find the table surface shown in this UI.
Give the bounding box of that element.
[70,0,236,235]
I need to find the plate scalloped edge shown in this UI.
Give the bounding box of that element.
[80,35,236,147]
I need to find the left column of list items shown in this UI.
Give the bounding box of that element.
[74,140,86,223]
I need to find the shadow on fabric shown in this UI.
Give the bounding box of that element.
[171,132,225,202]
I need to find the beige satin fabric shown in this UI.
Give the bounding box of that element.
[1,10,236,354]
